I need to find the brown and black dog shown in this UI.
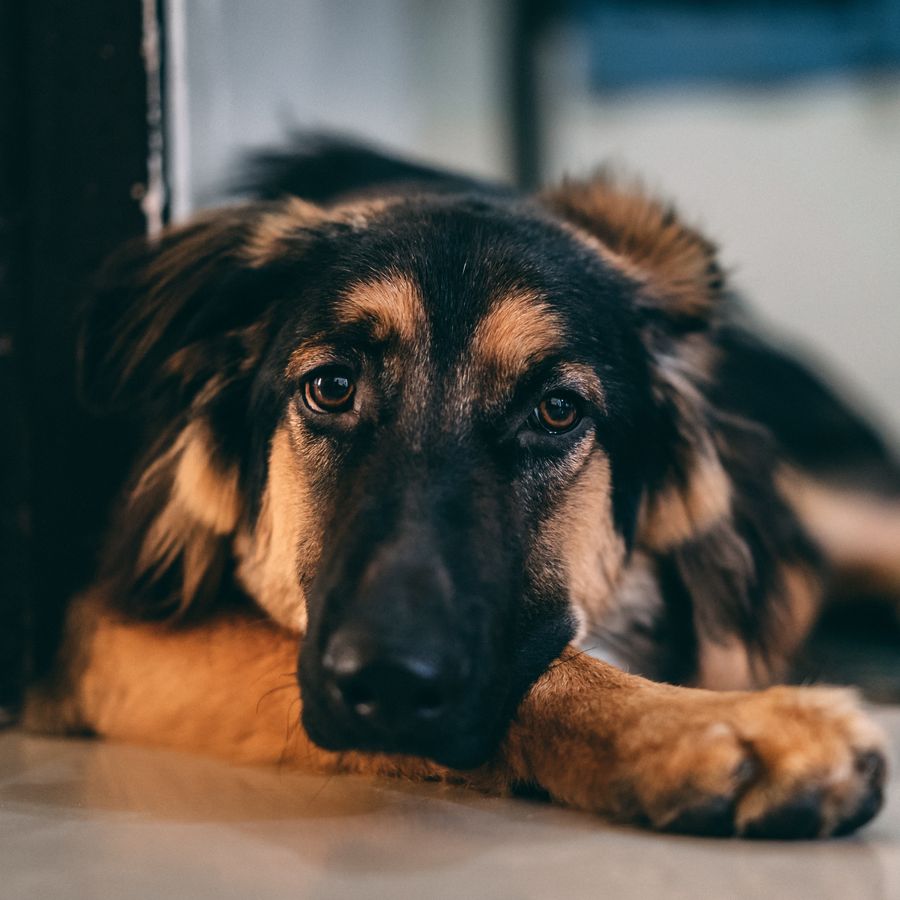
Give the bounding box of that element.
[24,139,900,838]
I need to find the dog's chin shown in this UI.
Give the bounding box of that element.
[300,701,503,771]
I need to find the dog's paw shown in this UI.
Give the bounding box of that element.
[620,686,887,838]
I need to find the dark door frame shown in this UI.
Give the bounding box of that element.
[0,0,553,710]
[0,0,160,708]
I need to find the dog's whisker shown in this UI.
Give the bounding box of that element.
[256,681,299,714]
[277,696,305,771]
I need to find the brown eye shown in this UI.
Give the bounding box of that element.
[533,393,581,434]
[304,368,355,413]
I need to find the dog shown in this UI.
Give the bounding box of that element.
[23,138,898,839]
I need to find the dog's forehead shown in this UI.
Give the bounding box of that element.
[335,274,564,379]
[278,198,639,415]
[327,200,634,351]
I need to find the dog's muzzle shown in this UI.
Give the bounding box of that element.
[321,626,467,738]
[300,534,511,769]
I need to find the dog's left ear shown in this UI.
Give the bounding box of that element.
[543,175,783,656]
[540,171,724,331]
[542,173,733,553]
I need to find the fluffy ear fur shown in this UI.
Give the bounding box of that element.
[79,204,300,414]
[542,172,729,541]
[79,201,321,620]
[541,172,814,670]
[540,171,724,330]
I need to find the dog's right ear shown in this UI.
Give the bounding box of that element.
[79,200,323,413]
[80,208,260,413]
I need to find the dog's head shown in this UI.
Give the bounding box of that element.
[83,175,727,768]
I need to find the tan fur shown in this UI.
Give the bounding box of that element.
[242,197,399,268]
[695,562,819,691]
[233,419,318,632]
[28,598,886,837]
[542,174,721,319]
[336,274,426,344]
[241,197,326,267]
[507,648,885,835]
[638,454,732,550]
[469,290,564,381]
[773,563,821,659]
[535,452,626,636]
[172,422,242,534]
[127,422,239,612]
[636,336,731,551]
[697,638,756,691]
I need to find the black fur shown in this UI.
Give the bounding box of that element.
[236,133,511,204]
[76,137,897,767]
[714,322,900,495]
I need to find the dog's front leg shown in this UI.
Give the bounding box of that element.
[502,647,887,837]
[26,597,887,837]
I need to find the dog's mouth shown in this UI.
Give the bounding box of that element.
[299,677,507,770]
[294,514,557,767]
[297,628,512,770]
[301,701,502,771]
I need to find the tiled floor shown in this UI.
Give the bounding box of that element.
[2,707,900,900]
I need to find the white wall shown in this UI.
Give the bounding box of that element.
[167,0,511,213]
[544,70,900,436]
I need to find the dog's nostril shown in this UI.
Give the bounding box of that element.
[322,631,457,725]
[414,685,445,713]
[336,661,450,720]
[342,677,445,720]
[342,681,376,711]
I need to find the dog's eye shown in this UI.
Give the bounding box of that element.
[303,367,356,413]
[531,393,581,434]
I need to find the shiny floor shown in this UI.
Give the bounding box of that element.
[1,708,899,900]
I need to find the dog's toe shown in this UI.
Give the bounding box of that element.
[743,789,824,840]
[831,750,886,837]
[629,688,889,839]
[732,696,889,839]
[663,795,738,837]
[741,747,886,839]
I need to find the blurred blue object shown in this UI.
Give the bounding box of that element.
[575,1,900,91]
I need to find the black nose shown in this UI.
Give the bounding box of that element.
[322,630,460,729]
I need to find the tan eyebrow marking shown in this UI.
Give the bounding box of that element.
[470,290,564,379]
[336,274,426,344]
